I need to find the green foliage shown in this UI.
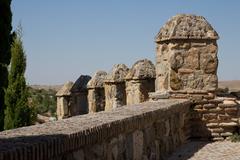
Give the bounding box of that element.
[229,133,240,142]
[0,0,13,131]
[28,87,57,116]
[4,26,37,130]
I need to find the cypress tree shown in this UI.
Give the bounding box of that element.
[0,0,12,130]
[4,27,36,130]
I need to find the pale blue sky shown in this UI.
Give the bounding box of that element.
[12,1,240,85]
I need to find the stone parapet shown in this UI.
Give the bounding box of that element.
[0,99,191,160]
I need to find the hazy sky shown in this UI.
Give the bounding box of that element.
[12,1,240,85]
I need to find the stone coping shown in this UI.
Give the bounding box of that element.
[0,99,191,160]
[155,14,219,42]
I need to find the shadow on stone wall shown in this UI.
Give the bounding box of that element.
[167,141,209,160]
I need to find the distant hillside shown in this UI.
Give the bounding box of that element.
[28,86,57,117]
[218,80,240,91]
[29,80,240,93]
[29,84,63,92]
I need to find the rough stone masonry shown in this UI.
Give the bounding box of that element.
[150,14,240,141]
[2,14,239,160]
[125,59,155,105]
[150,14,219,100]
[104,64,129,111]
[87,71,107,113]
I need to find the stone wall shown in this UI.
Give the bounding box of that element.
[155,40,218,92]
[0,99,191,160]
[191,97,240,141]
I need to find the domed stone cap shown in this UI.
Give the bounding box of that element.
[155,14,219,42]
[125,59,156,80]
[87,71,107,88]
[56,81,74,96]
[71,75,91,92]
[105,64,129,83]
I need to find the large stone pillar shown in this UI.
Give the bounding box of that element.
[104,64,129,111]
[125,59,155,105]
[56,81,74,120]
[70,75,91,115]
[87,71,107,113]
[150,14,219,100]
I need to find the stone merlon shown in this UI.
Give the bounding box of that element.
[105,64,129,83]
[71,75,91,93]
[56,81,74,97]
[87,71,107,89]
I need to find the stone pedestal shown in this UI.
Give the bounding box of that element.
[104,64,129,111]
[87,71,107,113]
[125,59,155,105]
[150,14,219,100]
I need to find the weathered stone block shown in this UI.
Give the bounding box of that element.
[203,104,216,109]
[208,107,223,113]
[202,113,217,121]
[210,127,224,133]
[206,123,219,127]
[104,83,126,111]
[220,132,233,137]
[218,114,231,121]
[87,71,107,113]
[170,70,182,90]
[219,122,238,127]
[211,132,220,137]
[125,59,155,105]
[212,137,224,141]
[218,103,237,108]
[104,64,129,111]
[56,82,74,119]
[194,104,203,109]
[225,108,238,115]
